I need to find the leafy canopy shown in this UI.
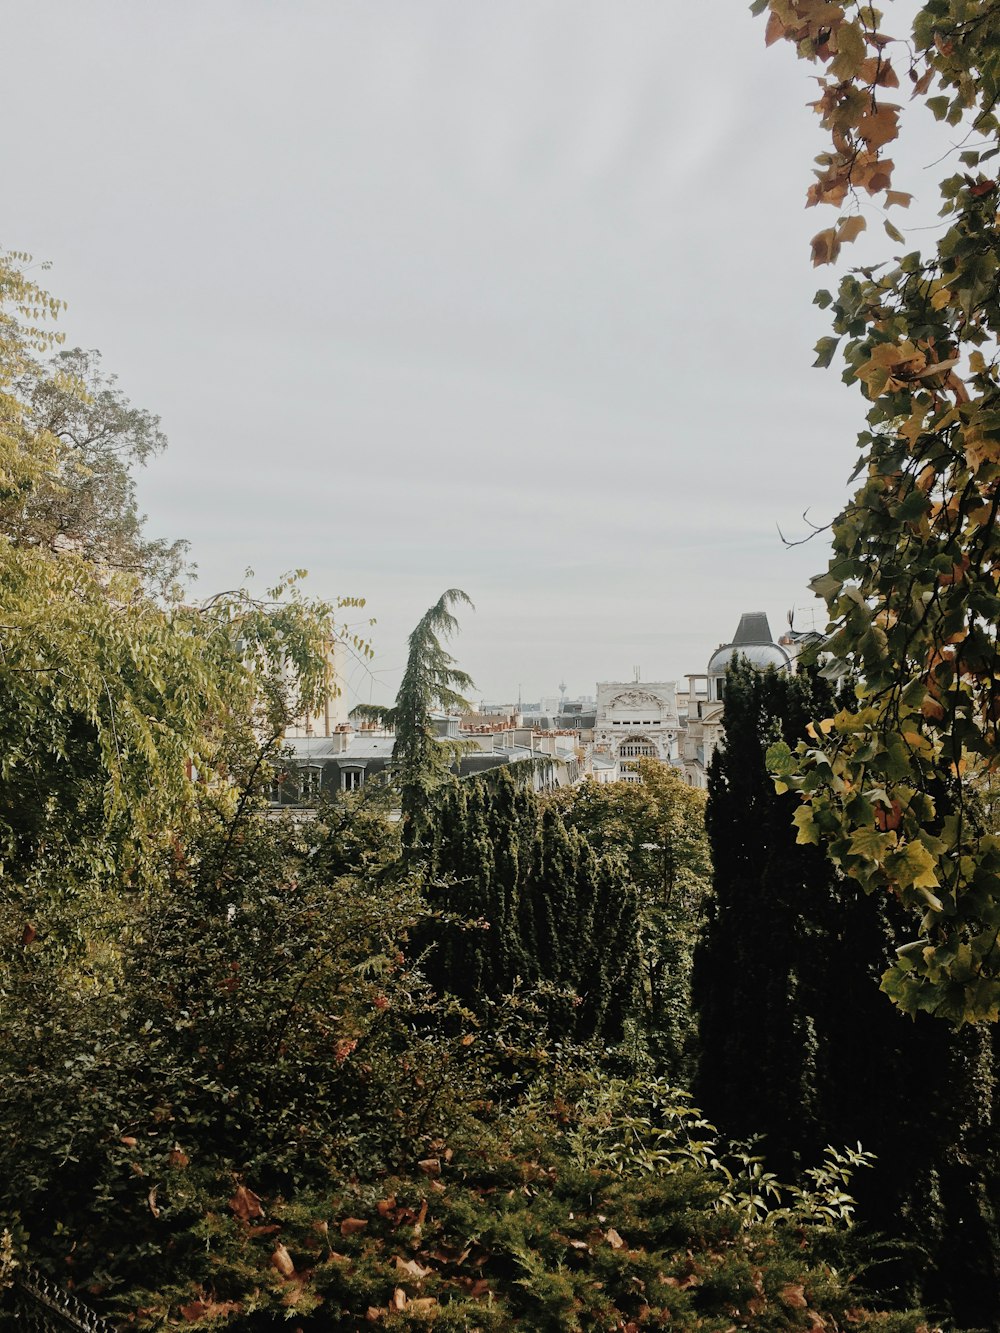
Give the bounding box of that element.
[756,0,1000,1022]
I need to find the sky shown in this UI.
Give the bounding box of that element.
[6,1,946,705]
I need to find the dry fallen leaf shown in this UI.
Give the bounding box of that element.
[271,1243,295,1278]
[229,1185,265,1221]
[340,1217,368,1237]
[393,1256,432,1280]
[780,1283,808,1309]
[606,1227,627,1250]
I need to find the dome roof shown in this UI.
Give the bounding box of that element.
[707,642,792,675]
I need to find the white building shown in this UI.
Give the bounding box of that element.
[682,612,792,788]
[591,681,681,782]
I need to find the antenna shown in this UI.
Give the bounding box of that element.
[787,607,795,630]
[633,665,640,683]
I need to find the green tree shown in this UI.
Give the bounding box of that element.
[9,346,188,593]
[549,762,711,1075]
[353,588,473,842]
[424,766,640,1044]
[695,658,1000,1322]
[756,1,1000,1020]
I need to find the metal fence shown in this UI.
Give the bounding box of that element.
[3,1265,117,1333]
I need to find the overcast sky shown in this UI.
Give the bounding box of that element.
[7,1,944,704]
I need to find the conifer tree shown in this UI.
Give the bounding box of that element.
[423,767,638,1044]
[353,589,473,843]
[693,659,1000,1322]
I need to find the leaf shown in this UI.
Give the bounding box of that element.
[884,218,905,243]
[394,1256,432,1280]
[340,1217,368,1236]
[765,11,786,45]
[830,21,865,79]
[793,805,820,845]
[271,1243,295,1278]
[810,228,841,267]
[418,1157,442,1177]
[605,1227,627,1249]
[857,103,900,149]
[836,215,867,243]
[180,1298,241,1322]
[813,336,842,368]
[885,190,912,208]
[229,1185,265,1221]
[780,1283,808,1309]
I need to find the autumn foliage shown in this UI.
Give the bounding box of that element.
[757,0,1000,1022]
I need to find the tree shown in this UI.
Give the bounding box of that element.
[0,251,350,902]
[548,762,711,1075]
[695,658,1000,1321]
[8,346,188,593]
[423,766,640,1044]
[353,588,474,842]
[756,2,1000,1021]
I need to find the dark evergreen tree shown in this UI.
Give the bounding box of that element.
[423,766,638,1044]
[693,659,1000,1325]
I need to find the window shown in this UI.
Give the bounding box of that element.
[341,767,364,792]
[620,738,657,759]
[299,766,322,802]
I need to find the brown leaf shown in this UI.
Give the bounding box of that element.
[765,11,786,46]
[169,1147,190,1169]
[911,65,934,97]
[21,923,37,947]
[340,1217,368,1237]
[147,1187,160,1218]
[810,228,841,266]
[409,1298,439,1313]
[271,1243,296,1278]
[605,1228,627,1250]
[462,1277,490,1298]
[780,1283,809,1309]
[229,1185,265,1221]
[119,1135,138,1148]
[246,1224,282,1238]
[179,1298,241,1321]
[390,1287,408,1311]
[418,1158,441,1177]
[376,1196,397,1218]
[857,103,900,150]
[394,1256,433,1280]
[836,215,867,243]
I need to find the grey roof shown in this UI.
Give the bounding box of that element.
[284,736,395,761]
[708,642,791,674]
[732,611,774,646]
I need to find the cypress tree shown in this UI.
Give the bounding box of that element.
[693,659,1000,1323]
[422,766,638,1044]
